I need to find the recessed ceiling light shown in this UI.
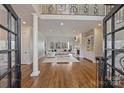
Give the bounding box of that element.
[22,21,26,24]
[60,22,64,26]
[98,23,101,26]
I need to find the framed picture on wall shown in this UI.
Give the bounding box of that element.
[86,35,94,51]
[90,36,94,51]
[86,37,91,51]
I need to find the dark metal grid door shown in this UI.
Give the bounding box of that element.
[103,4,124,88]
[0,4,21,88]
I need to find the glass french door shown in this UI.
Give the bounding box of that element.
[103,4,124,87]
[0,4,21,88]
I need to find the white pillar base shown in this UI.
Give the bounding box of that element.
[30,71,40,77]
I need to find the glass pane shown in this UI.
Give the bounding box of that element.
[0,5,8,28]
[107,65,112,80]
[0,75,8,88]
[0,53,8,75]
[11,34,15,49]
[11,51,15,67]
[107,34,112,49]
[115,30,124,49]
[11,16,16,33]
[11,69,16,87]
[106,50,112,80]
[115,6,124,30]
[115,51,124,72]
[0,28,8,50]
[114,70,124,88]
[107,50,112,60]
[106,18,112,34]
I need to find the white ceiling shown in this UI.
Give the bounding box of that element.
[12,4,35,26]
[11,4,102,38]
[39,19,102,37]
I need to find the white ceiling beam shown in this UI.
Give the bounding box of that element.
[40,14,104,21]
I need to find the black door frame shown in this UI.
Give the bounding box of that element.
[103,4,124,87]
[0,4,21,88]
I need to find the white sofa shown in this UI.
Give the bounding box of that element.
[46,51,56,58]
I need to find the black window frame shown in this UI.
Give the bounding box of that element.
[103,4,124,87]
[0,4,21,88]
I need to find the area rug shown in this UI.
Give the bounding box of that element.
[42,55,79,63]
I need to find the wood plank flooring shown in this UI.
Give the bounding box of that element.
[21,59,97,88]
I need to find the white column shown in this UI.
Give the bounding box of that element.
[31,13,40,76]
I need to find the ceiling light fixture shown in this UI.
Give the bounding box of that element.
[60,22,64,26]
[98,23,101,26]
[22,21,26,24]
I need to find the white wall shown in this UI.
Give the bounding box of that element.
[21,24,46,64]
[79,33,85,58]
[74,33,84,57]
[21,25,33,64]
[75,31,95,61]
[21,19,46,64]
[38,32,45,59]
[94,27,103,57]
[45,36,74,50]
[83,33,96,62]
[80,27,103,63]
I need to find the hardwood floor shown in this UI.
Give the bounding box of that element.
[21,59,97,88]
